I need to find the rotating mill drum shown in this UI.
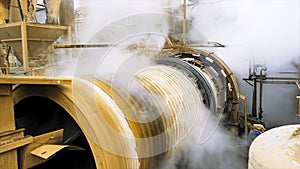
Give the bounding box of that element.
[12,49,240,169]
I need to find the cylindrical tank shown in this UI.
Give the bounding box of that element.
[248,124,300,169]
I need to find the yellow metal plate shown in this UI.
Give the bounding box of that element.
[0,76,72,85]
[30,144,84,160]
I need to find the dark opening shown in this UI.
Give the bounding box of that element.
[14,96,96,169]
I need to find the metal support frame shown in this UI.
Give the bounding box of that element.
[20,21,28,72]
[0,78,71,168]
[0,129,33,154]
[244,72,300,119]
[239,93,248,137]
[0,22,69,75]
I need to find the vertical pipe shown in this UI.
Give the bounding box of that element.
[5,45,11,75]
[252,74,257,118]
[297,82,300,116]
[67,26,72,62]
[244,98,248,136]
[182,0,186,46]
[297,96,300,117]
[0,46,4,75]
[258,68,267,120]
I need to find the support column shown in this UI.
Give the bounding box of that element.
[20,21,28,73]
[297,96,300,117]
[0,84,18,169]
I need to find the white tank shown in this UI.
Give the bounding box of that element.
[248,124,300,169]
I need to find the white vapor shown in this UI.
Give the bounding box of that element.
[159,107,247,169]
[190,0,300,127]
[64,0,299,169]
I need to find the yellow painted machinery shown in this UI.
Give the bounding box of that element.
[0,1,245,168]
[0,22,242,169]
[0,48,241,168]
